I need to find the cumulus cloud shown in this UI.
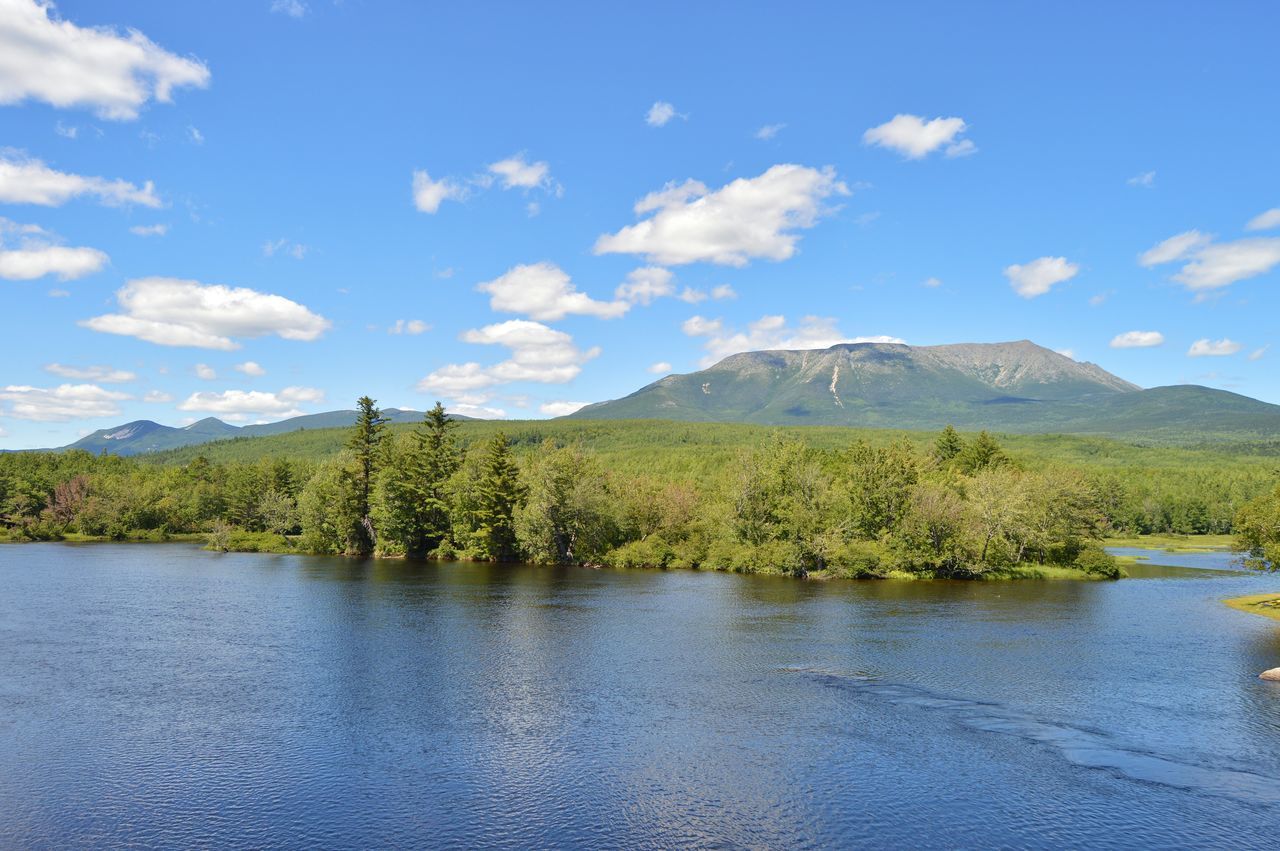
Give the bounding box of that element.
[755,123,785,140]
[388,319,430,335]
[449,400,506,419]
[234,361,266,377]
[646,101,679,127]
[1110,330,1165,349]
[1141,230,1280,292]
[1127,171,1156,188]
[129,223,167,237]
[682,313,903,367]
[82,276,331,350]
[1004,256,1079,298]
[479,262,628,320]
[177,386,324,418]
[614,266,674,306]
[1249,345,1269,361]
[194,363,216,380]
[412,169,466,213]
[0,152,160,207]
[417,320,599,392]
[678,287,707,303]
[488,153,552,190]
[143,390,172,403]
[1187,338,1242,357]
[863,114,974,159]
[539,400,589,417]
[44,363,136,383]
[0,0,209,120]
[1247,208,1280,232]
[0,383,130,421]
[0,216,108,280]
[647,361,673,374]
[711,284,737,300]
[594,164,848,267]
[923,277,943,288]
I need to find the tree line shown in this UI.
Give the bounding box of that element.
[2,398,1274,575]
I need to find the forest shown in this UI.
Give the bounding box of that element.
[2,398,1277,578]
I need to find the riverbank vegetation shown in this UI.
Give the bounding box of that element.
[3,399,1277,578]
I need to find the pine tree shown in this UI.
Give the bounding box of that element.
[474,432,524,561]
[345,396,388,554]
[933,424,965,464]
[375,402,461,557]
[959,430,1008,474]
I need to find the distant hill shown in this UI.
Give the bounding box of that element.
[57,408,442,456]
[570,340,1280,440]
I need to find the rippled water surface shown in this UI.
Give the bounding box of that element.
[2,543,1279,848]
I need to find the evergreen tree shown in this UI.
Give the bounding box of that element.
[958,430,1008,474]
[933,424,965,464]
[345,396,388,554]
[375,402,461,557]
[473,432,524,561]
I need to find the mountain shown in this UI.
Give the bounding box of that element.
[570,340,1280,439]
[59,408,439,456]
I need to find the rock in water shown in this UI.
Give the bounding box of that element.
[1261,668,1280,682]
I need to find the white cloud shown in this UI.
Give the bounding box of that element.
[0,216,108,280]
[1172,238,1280,291]
[854,211,881,227]
[488,153,551,190]
[234,361,266,377]
[0,152,160,207]
[47,288,69,297]
[479,262,628,320]
[863,114,974,159]
[82,276,331,350]
[417,320,600,392]
[678,287,707,303]
[44,363,136,383]
[143,390,172,403]
[1004,256,1079,298]
[1187,338,1242,357]
[682,313,903,367]
[1249,345,1269,361]
[1110,330,1164,349]
[1127,171,1156,188]
[388,319,430,335]
[647,361,673,374]
[711,283,737,300]
[448,401,506,419]
[178,386,324,417]
[194,363,216,380]
[270,0,308,17]
[755,123,785,140]
[412,169,466,213]
[129,223,167,237]
[0,0,210,120]
[1055,349,1076,360]
[1247,208,1280,232]
[646,101,678,127]
[187,125,203,145]
[594,164,848,267]
[0,383,130,421]
[262,237,307,260]
[539,401,589,417]
[526,201,540,217]
[923,276,942,288]
[1138,230,1212,267]
[54,121,77,139]
[614,266,674,306]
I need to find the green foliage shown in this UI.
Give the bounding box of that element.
[1233,485,1280,571]
[516,441,618,564]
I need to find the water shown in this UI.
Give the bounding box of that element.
[2,543,1279,848]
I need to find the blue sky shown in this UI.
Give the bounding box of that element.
[2,0,1279,448]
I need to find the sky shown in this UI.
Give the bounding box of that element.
[2,0,1279,449]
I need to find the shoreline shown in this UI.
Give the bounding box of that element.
[1224,594,1280,622]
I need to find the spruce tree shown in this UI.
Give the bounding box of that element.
[933,424,965,464]
[474,432,524,561]
[346,396,388,554]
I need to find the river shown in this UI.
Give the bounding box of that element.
[2,543,1278,848]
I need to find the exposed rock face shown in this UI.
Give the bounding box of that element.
[1260,668,1280,682]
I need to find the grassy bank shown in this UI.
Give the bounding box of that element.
[1104,533,1234,552]
[1224,594,1280,622]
